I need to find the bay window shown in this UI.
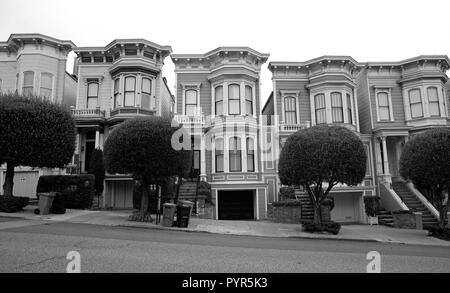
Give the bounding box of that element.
[185,89,198,116]
[347,94,353,124]
[247,137,255,172]
[141,77,152,109]
[245,85,253,115]
[215,86,223,115]
[87,81,99,109]
[284,96,297,124]
[331,92,343,123]
[229,137,242,172]
[124,76,136,107]
[314,94,326,124]
[113,79,120,108]
[427,87,440,117]
[40,73,53,100]
[228,84,240,115]
[22,71,34,96]
[377,91,391,121]
[409,89,423,118]
[215,138,224,173]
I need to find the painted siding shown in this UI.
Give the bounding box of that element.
[159,77,173,118]
[176,72,210,115]
[262,93,274,125]
[275,80,311,123]
[356,69,372,134]
[63,72,77,107]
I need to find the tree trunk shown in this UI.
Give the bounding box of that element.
[129,178,153,222]
[313,202,322,225]
[439,201,449,228]
[2,163,15,197]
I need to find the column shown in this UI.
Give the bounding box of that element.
[200,135,206,181]
[95,129,100,149]
[380,136,391,184]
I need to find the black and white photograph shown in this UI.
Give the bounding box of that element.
[0,0,449,279]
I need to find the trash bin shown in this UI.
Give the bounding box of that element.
[176,200,193,228]
[35,192,56,215]
[50,192,66,215]
[162,203,176,227]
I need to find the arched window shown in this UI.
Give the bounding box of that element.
[124,76,136,107]
[22,71,34,96]
[409,89,423,118]
[245,85,253,115]
[113,78,120,108]
[228,84,240,115]
[427,87,440,117]
[215,138,224,173]
[314,94,326,124]
[229,137,242,172]
[40,73,53,100]
[347,93,353,124]
[377,92,390,121]
[331,92,343,123]
[87,81,99,109]
[185,89,198,116]
[215,86,223,115]
[247,137,255,172]
[141,77,152,110]
[284,96,297,124]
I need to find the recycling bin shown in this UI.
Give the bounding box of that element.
[162,203,176,227]
[176,200,194,228]
[35,192,56,215]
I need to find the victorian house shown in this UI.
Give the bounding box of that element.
[171,47,270,220]
[70,39,174,209]
[0,33,76,197]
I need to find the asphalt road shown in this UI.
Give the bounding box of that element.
[0,217,449,273]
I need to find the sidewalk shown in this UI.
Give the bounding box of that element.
[1,205,450,247]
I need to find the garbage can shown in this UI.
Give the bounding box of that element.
[35,192,56,215]
[176,200,193,228]
[162,203,176,227]
[50,192,66,215]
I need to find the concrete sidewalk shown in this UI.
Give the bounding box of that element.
[1,205,450,247]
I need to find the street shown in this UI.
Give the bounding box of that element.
[0,217,449,273]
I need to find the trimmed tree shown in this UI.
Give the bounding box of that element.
[88,148,105,196]
[278,125,367,224]
[103,117,190,222]
[399,127,450,228]
[0,93,76,197]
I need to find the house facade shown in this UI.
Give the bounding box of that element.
[171,47,270,220]
[0,33,76,197]
[263,55,450,224]
[70,38,174,209]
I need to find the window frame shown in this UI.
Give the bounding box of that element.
[376,91,391,121]
[229,136,242,172]
[113,78,120,108]
[346,93,353,124]
[314,93,326,124]
[283,96,297,124]
[86,80,99,109]
[427,86,440,117]
[246,137,255,172]
[215,85,223,116]
[215,137,224,173]
[228,84,241,115]
[408,88,424,119]
[124,76,136,107]
[141,77,153,110]
[185,89,198,116]
[22,71,34,96]
[245,85,253,116]
[331,92,344,123]
[40,72,53,101]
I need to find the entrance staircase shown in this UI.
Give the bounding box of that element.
[376,210,394,227]
[392,181,438,227]
[295,188,314,221]
[177,179,198,203]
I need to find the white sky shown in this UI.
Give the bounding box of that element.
[1,0,449,105]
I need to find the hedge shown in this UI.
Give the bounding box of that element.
[36,175,95,209]
[0,196,29,213]
[272,200,302,207]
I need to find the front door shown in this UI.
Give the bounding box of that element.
[218,190,254,220]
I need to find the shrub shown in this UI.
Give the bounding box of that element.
[425,225,450,241]
[272,200,302,207]
[278,186,296,200]
[36,175,95,209]
[0,196,29,213]
[197,181,212,204]
[302,220,342,235]
[88,148,105,196]
[363,196,381,217]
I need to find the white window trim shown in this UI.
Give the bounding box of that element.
[374,87,394,122]
[211,80,256,118]
[426,86,445,118]
[280,90,300,124]
[310,87,354,126]
[212,133,257,174]
[22,70,35,96]
[403,82,447,120]
[181,83,201,116]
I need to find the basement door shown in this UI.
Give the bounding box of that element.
[218,190,254,220]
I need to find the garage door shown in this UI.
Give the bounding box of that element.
[218,190,254,220]
[112,181,134,209]
[3,171,39,198]
[331,192,361,223]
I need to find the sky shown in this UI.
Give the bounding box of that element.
[1,0,449,106]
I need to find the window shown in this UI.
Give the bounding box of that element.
[141,78,152,109]
[331,92,343,123]
[347,94,353,124]
[40,73,53,100]
[314,94,326,124]
[87,81,99,109]
[377,92,391,121]
[228,84,240,115]
[185,90,198,116]
[113,79,120,108]
[229,137,242,172]
[245,85,253,115]
[215,138,224,173]
[427,87,440,117]
[284,96,297,124]
[22,71,34,96]
[124,76,136,107]
[215,86,223,115]
[247,137,255,172]
[409,89,423,118]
